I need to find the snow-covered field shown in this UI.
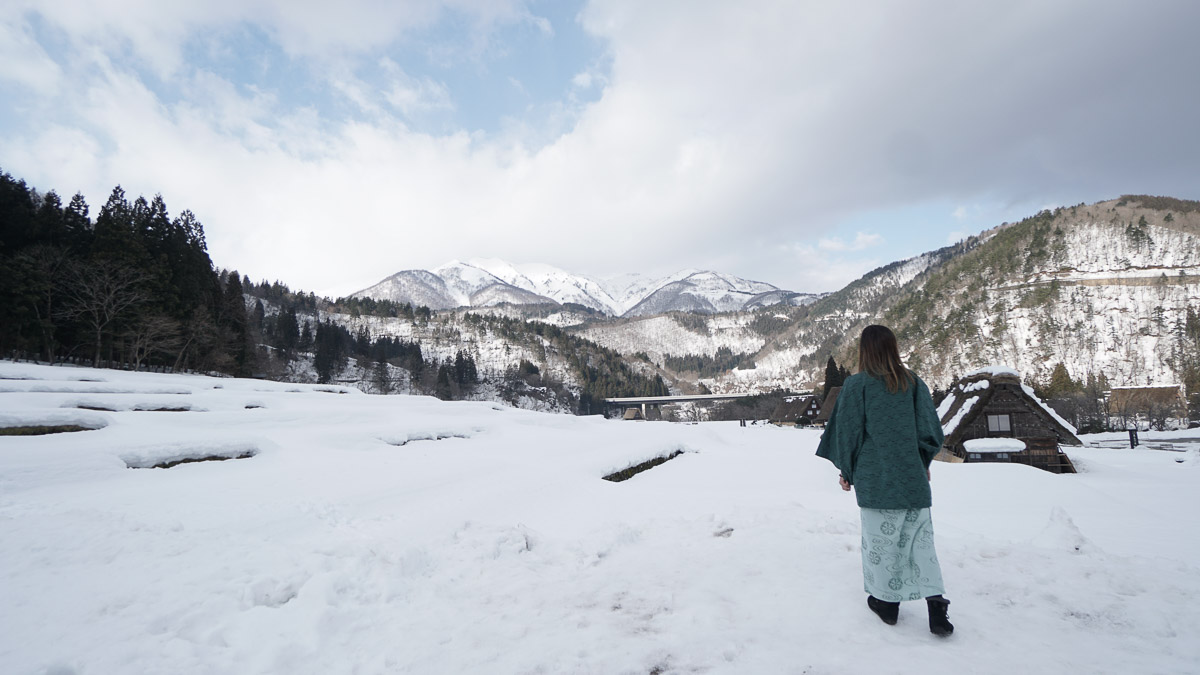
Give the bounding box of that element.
[2,363,1198,674]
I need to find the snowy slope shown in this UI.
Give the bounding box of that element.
[350,269,459,309]
[624,271,781,317]
[695,198,1200,391]
[467,258,623,314]
[890,200,1200,386]
[577,314,766,363]
[2,362,1199,674]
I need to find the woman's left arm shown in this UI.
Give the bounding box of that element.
[914,377,945,467]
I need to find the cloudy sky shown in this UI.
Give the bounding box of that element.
[2,1,1198,297]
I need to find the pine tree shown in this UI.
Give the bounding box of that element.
[1045,362,1079,399]
[823,356,845,400]
[313,320,345,384]
[372,339,393,395]
[222,271,251,375]
[435,363,453,400]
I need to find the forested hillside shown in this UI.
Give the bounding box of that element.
[0,170,247,373]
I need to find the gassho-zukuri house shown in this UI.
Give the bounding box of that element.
[935,366,1083,474]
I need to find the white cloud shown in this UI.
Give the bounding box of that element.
[0,18,62,95]
[380,60,454,116]
[571,71,593,89]
[3,0,1199,298]
[817,232,883,253]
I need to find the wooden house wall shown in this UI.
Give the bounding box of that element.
[956,385,1065,443]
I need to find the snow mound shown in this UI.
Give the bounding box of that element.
[1031,507,1097,555]
[964,438,1027,453]
[120,442,259,468]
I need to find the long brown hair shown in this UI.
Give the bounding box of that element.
[858,324,912,393]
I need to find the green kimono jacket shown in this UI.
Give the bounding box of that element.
[815,371,944,509]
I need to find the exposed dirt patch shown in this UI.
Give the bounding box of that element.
[131,406,193,412]
[127,451,256,469]
[0,424,98,436]
[385,433,473,446]
[603,451,685,482]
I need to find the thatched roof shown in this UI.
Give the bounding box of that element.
[938,366,1082,449]
[1108,386,1185,413]
[770,396,820,424]
[770,399,806,423]
[815,387,841,423]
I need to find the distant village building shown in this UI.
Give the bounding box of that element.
[937,367,1082,474]
[770,396,822,426]
[1107,385,1186,428]
[814,387,841,427]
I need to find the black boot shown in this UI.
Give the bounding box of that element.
[867,595,899,625]
[927,595,953,636]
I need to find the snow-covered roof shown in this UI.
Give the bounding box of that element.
[964,365,1020,378]
[1020,384,1079,436]
[939,367,1082,448]
[963,438,1027,453]
[942,395,981,437]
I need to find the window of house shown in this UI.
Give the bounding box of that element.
[996,453,1010,459]
[987,414,1012,434]
[968,453,982,460]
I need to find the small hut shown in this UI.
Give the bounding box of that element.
[814,387,841,427]
[770,396,822,426]
[938,366,1081,474]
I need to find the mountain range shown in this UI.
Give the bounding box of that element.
[327,195,1200,404]
[351,258,823,317]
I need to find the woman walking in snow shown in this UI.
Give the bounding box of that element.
[816,324,954,636]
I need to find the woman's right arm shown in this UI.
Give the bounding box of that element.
[816,378,864,484]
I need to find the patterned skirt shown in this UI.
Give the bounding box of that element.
[859,507,946,602]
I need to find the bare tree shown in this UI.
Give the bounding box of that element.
[15,244,71,362]
[57,261,148,367]
[126,314,182,371]
[1145,400,1177,432]
[174,305,226,374]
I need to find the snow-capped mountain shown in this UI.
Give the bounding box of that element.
[353,262,556,310]
[623,271,782,317]
[350,269,461,310]
[353,260,805,316]
[466,259,623,314]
